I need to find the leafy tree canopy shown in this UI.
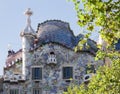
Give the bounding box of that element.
[65,0,120,94]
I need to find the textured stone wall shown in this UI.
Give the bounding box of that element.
[23,43,103,94]
[3,43,103,94]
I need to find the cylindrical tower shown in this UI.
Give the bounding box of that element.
[20,8,36,80]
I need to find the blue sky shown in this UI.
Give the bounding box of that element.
[0,0,98,75]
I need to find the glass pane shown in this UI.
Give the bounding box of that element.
[10,89,19,94]
[63,67,73,79]
[33,88,41,94]
[32,67,42,80]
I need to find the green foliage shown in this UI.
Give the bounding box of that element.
[71,0,120,48]
[65,0,120,93]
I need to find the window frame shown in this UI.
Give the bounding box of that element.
[62,66,73,80]
[31,66,43,81]
[9,88,19,94]
[32,88,42,94]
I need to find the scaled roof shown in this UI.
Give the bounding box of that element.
[37,20,78,49]
[36,20,97,52]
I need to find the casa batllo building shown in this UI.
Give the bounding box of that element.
[3,9,104,94]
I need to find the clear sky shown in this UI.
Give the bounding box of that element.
[0,0,98,75]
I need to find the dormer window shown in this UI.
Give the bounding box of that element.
[47,51,57,65]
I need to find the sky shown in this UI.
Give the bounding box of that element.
[0,0,98,75]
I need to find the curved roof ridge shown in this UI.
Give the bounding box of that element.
[37,20,74,35]
[36,20,78,49]
[38,19,68,27]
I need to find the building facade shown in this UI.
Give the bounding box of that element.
[2,9,104,94]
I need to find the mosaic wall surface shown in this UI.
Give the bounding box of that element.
[4,61,22,79]
[29,44,102,94]
[3,43,103,94]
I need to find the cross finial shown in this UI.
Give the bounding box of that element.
[24,8,33,26]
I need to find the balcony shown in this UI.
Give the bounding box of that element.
[4,74,25,83]
[10,76,18,82]
[47,52,57,65]
[4,75,10,82]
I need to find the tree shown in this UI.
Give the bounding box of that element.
[65,0,120,93]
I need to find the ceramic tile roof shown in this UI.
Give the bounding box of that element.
[36,20,98,52]
[5,49,22,68]
[37,20,77,49]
